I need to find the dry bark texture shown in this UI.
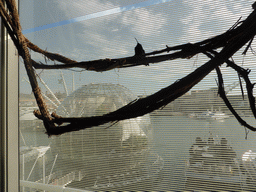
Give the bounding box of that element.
[1,0,256,136]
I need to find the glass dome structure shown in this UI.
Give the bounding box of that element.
[52,83,163,190]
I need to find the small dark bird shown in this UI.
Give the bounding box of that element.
[134,38,148,66]
[134,38,145,56]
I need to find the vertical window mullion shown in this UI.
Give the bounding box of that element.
[0,1,19,190]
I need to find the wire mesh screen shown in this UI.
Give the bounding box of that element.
[50,83,162,190]
[19,1,256,191]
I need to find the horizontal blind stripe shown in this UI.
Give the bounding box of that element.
[19,1,256,191]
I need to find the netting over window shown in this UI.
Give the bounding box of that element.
[16,1,256,191]
[52,83,163,190]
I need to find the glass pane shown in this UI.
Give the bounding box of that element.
[19,1,256,191]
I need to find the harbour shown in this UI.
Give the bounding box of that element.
[20,113,256,191]
[19,82,256,191]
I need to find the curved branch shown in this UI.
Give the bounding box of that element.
[32,24,245,72]
[215,67,256,131]
[2,0,256,136]
[0,0,56,131]
[226,60,256,118]
[43,7,256,136]
[210,50,256,120]
[32,50,199,72]
[25,38,77,64]
[31,16,245,72]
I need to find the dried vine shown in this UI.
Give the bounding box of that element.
[1,0,256,136]
[0,0,56,132]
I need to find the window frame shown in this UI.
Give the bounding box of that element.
[2,1,256,191]
[0,2,19,191]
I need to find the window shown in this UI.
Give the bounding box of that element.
[1,15,19,192]
[17,1,256,191]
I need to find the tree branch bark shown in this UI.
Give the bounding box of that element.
[0,0,56,132]
[46,7,256,135]
[1,0,256,136]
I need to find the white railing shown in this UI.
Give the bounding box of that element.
[50,172,76,186]
[20,180,90,192]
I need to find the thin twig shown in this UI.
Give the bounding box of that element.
[2,0,256,136]
[215,67,256,131]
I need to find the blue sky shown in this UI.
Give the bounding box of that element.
[22,0,173,34]
[19,0,256,96]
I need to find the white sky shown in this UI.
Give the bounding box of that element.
[19,0,256,96]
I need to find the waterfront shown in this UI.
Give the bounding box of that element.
[20,115,256,191]
[152,115,256,190]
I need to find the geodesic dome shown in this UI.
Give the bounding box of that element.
[51,83,163,190]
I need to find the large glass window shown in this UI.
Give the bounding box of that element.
[19,1,256,191]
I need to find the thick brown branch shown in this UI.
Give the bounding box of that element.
[30,20,248,73]
[44,7,256,135]
[0,0,56,132]
[30,16,245,72]
[32,24,244,72]
[2,0,256,136]
[25,38,77,64]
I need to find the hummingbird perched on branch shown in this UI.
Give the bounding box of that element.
[134,38,149,66]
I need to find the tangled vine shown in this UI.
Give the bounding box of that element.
[1,0,256,136]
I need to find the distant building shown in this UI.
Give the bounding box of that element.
[51,83,163,190]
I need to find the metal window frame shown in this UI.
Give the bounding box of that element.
[0,2,19,191]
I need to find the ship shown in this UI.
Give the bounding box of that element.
[194,109,229,121]
[184,136,256,191]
